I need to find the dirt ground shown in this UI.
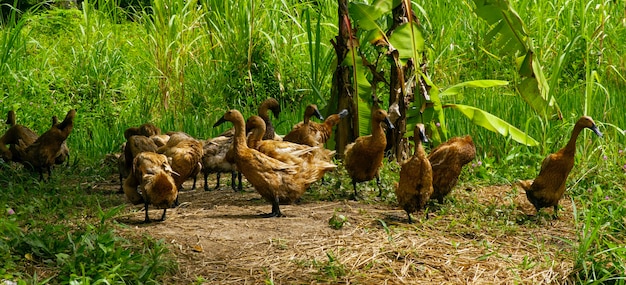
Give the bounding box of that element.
[97,174,577,284]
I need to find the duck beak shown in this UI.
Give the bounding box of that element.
[338,109,349,118]
[417,126,428,143]
[213,116,227,128]
[590,124,603,137]
[314,108,324,121]
[384,117,394,130]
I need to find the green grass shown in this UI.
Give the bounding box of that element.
[0,162,176,283]
[1,0,626,282]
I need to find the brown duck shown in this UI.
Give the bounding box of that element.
[343,108,394,199]
[283,104,325,146]
[520,116,602,218]
[246,115,335,165]
[428,135,476,204]
[0,110,38,163]
[395,124,433,223]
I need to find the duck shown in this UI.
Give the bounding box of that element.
[123,151,178,223]
[395,124,433,223]
[519,116,602,218]
[1,110,38,163]
[157,132,203,191]
[201,134,242,191]
[343,108,394,199]
[217,98,283,140]
[428,135,476,204]
[51,115,70,165]
[257,97,282,140]
[214,109,335,217]
[283,104,325,146]
[123,123,161,140]
[16,109,76,180]
[119,135,159,192]
[246,115,335,165]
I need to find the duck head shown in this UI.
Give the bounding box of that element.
[214,109,244,128]
[6,110,15,126]
[306,104,324,121]
[414,124,428,144]
[245,115,267,143]
[260,98,281,119]
[338,109,349,118]
[578,116,603,137]
[373,109,394,130]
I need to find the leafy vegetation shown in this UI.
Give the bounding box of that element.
[0,164,176,283]
[1,0,625,283]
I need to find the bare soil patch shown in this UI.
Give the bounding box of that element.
[97,176,577,284]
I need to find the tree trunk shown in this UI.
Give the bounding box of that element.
[387,3,414,162]
[332,0,356,159]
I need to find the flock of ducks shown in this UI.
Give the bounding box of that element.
[0,100,604,223]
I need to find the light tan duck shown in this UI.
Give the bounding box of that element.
[123,151,178,223]
[283,104,325,147]
[214,109,335,217]
[246,115,336,165]
[157,132,203,191]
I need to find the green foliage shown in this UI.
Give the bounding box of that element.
[0,166,176,283]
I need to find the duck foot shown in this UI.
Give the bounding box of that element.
[261,200,284,217]
[260,212,284,218]
[349,194,359,201]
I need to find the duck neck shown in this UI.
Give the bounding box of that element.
[324,114,339,127]
[247,126,265,149]
[372,121,385,140]
[415,140,426,159]
[233,119,248,149]
[563,124,584,155]
[258,108,270,122]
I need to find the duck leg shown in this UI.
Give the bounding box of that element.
[552,204,559,219]
[350,180,358,200]
[160,209,168,221]
[203,172,210,191]
[237,172,243,191]
[261,197,284,218]
[144,200,151,223]
[214,172,221,190]
[231,171,243,192]
[191,176,197,190]
[376,175,383,197]
[118,172,125,194]
[406,210,413,224]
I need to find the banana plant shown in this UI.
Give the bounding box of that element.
[343,0,538,152]
[472,0,562,120]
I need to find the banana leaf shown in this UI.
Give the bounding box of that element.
[444,104,539,146]
[440,80,509,98]
[473,0,561,120]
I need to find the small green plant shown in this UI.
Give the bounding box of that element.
[328,212,348,230]
[314,251,346,281]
